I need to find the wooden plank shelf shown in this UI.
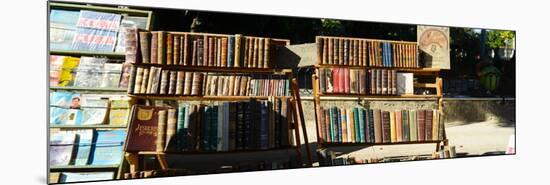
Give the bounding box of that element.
[50,165,120,170]
[130,63,292,74]
[128,94,292,101]
[137,147,293,155]
[49,50,126,59]
[315,35,418,44]
[49,125,127,129]
[319,140,443,147]
[315,65,441,73]
[317,93,441,99]
[50,86,127,92]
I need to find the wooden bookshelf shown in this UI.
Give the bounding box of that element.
[49,50,126,59]
[48,2,153,183]
[137,147,294,155]
[131,63,292,74]
[50,86,127,92]
[128,94,292,101]
[120,31,312,179]
[50,125,127,129]
[50,165,120,170]
[312,36,449,163]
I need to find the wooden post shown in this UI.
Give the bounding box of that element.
[291,78,312,166]
[125,152,139,175]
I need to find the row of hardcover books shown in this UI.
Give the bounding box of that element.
[127,66,290,96]
[50,55,131,89]
[318,106,442,144]
[125,98,292,153]
[318,68,414,95]
[49,129,126,167]
[125,29,285,68]
[316,37,419,68]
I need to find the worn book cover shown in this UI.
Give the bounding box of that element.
[125,105,169,152]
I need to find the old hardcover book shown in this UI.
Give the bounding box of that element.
[402,110,410,142]
[159,70,169,94]
[125,105,169,152]
[409,110,417,141]
[328,38,333,65]
[139,32,150,64]
[373,109,382,143]
[151,67,162,94]
[357,108,366,143]
[381,70,388,95]
[318,69,326,93]
[348,68,350,94]
[252,38,258,68]
[150,33,158,64]
[338,39,343,65]
[390,111,396,142]
[258,38,264,68]
[165,109,177,152]
[140,68,149,94]
[382,111,390,143]
[244,37,250,68]
[417,110,426,141]
[234,34,242,67]
[317,37,323,65]
[132,67,144,94]
[175,71,184,95]
[425,110,433,140]
[167,34,173,65]
[183,72,193,95]
[396,110,402,142]
[173,35,180,65]
[207,37,214,66]
[432,110,439,141]
[341,109,347,143]
[391,70,397,95]
[168,71,177,95]
[157,31,166,65]
[359,69,367,94]
[191,72,203,95]
[227,36,235,67]
[182,34,188,65]
[156,110,167,152]
[343,40,348,65]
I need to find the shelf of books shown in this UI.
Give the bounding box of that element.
[312,36,448,166]
[48,2,153,184]
[119,31,311,179]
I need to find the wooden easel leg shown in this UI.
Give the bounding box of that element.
[125,152,139,178]
[156,154,168,170]
[289,99,303,166]
[291,79,313,167]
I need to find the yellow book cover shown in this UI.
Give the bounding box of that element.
[390,111,396,142]
[58,56,80,86]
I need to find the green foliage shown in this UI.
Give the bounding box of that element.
[486,30,515,48]
[320,19,345,35]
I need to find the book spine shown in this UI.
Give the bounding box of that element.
[159,70,168,94]
[150,33,158,64]
[227,36,235,67]
[158,32,165,65]
[173,35,180,65]
[127,66,137,93]
[175,71,184,95]
[264,38,270,68]
[191,72,203,96]
[168,71,177,95]
[167,34,173,65]
[140,68,149,94]
[139,32,150,64]
[157,110,167,152]
[133,67,144,94]
[317,37,323,65]
[165,108,177,152]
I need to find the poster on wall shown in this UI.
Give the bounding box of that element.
[417,25,451,69]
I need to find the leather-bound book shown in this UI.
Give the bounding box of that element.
[125,105,168,152]
[139,32,150,64]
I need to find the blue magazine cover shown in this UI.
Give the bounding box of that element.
[89,130,127,165]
